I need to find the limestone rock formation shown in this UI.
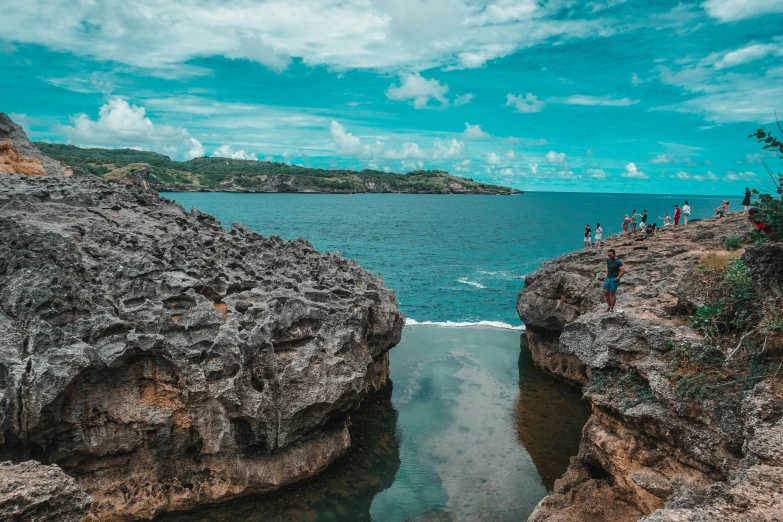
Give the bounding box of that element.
[0,119,403,520]
[0,460,91,521]
[518,216,783,522]
[0,114,65,176]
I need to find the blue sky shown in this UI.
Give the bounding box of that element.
[2,0,782,194]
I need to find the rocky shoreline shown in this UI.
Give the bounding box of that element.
[0,113,404,520]
[518,216,783,521]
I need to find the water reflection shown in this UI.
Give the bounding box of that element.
[515,336,591,490]
[157,327,588,522]
[157,384,400,522]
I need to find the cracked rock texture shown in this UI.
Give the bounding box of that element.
[0,116,403,520]
[518,216,783,522]
[0,460,91,521]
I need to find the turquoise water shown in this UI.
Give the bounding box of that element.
[163,191,735,326]
[160,328,590,522]
[157,190,730,521]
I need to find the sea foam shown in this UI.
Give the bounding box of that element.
[457,277,486,289]
[405,318,525,331]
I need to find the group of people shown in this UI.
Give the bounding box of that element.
[599,188,775,313]
[582,201,693,249]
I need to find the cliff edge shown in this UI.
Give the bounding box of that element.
[0,115,403,520]
[518,216,783,521]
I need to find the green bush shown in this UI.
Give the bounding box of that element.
[724,235,742,251]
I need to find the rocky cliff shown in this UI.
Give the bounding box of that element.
[518,216,783,521]
[0,115,403,520]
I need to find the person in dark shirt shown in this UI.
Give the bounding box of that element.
[584,224,592,249]
[603,248,625,312]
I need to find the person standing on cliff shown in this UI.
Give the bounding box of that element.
[595,222,603,248]
[584,224,592,249]
[673,204,681,228]
[603,249,625,313]
[742,188,752,214]
[631,210,639,235]
[682,200,691,225]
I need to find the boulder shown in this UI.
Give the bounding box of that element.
[0,119,403,520]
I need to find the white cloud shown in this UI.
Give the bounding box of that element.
[454,93,474,106]
[746,153,763,163]
[433,138,465,159]
[505,150,517,160]
[675,170,691,180]
[587,168,607,179]
[702,0,783,22]
[485,152,502,165]
[386,72,449,109]
[505,93,545,113]
[212,144,255,160]
[385,142,426,160]
[185,138,205,159]
[714,43,781,69]
[562,95,639,106]
[693,171,719,181]
[463,122,491,140]
[58,98,203,159]
[526,138,548,146]
[631,73,643,86]
[724,170,757,182]
[0,0,620,76]
[621,162,648,179]
[331,120,373,157]
[545,151,566,164]
[652,153,670,164]
[654,44,783,123]
[223,35,291,72]
[529,163,539,175]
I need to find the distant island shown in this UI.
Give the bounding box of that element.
[36,143,522,195]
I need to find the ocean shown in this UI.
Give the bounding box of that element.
[158,190,736,521]
[162,191,737,327]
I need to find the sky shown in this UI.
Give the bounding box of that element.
[1,0,782,194]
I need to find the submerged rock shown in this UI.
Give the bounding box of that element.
[518,217,783,521]
[0,115,403,520]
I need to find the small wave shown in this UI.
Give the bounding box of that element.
[457,277,486,289]
[476,269,526,280]
[405,318,525,331]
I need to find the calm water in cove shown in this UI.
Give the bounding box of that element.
[158,191,731,521]
[163,191,735,326]
[160,329,590,522]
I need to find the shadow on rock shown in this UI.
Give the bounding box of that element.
[515,335,592,491]
[156,382,401,522]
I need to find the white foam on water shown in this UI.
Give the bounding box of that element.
[457,276,486,289]
[405,318,525,331]
[476,269,526,280]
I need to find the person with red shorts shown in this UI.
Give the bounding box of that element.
[673,204,681,228]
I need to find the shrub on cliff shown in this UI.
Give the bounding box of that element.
[724,235,742,251]
[748,121,783,238]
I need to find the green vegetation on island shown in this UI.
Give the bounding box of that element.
[35,143,522,194]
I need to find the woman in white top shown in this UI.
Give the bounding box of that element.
[660,213,672,226]
[682,201,691,225]
[594,223,603,248]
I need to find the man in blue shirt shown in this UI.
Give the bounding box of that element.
[603,249,625,312]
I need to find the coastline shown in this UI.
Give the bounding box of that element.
[156,185,524,195]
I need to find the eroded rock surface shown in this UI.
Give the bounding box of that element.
[518,217,783,521]
[0,460,91,521]
[0,114,65,177]
[0,127,403,519]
